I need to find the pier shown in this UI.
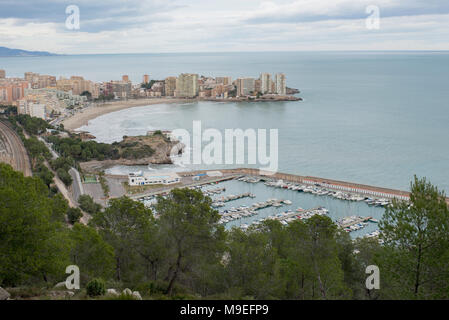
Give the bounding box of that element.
[214,192,255,203]
[338,216,372,229]
[100,168,449,205]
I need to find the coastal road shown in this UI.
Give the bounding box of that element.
[69,167,85,204]
[0,120,32,176]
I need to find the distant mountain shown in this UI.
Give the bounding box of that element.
[0,46,58,57]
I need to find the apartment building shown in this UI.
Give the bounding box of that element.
[164,77,177,96]
[275,73,286,95]
[236,77,255,96]
[175,73,198,98]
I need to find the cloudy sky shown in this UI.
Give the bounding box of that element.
[0,0,448,54]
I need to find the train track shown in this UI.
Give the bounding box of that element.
[0,120,32,176]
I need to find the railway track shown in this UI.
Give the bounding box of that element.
[0,120,32,176]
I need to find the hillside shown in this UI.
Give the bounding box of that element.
[0,46,57,57]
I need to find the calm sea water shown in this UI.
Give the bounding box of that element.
[2,51,449,192]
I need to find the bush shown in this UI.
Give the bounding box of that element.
[67,207,83,224]
[78,195,102,214]
[86,278,106,297]
[57,168,73,186]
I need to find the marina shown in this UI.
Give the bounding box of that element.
[129,169,396,238]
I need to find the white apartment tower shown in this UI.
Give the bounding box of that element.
[275,73,286,95]
[260,73,271,94]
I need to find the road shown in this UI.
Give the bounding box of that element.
[69,167,84,204]
[0,120,32,176]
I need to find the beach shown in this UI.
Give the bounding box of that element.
[62,98,195,131]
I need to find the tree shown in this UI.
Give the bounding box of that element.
[155,188,225,295]
[378,176,449,299]
[223,227,280,299]
[302,215,350,299]
[78,194,102,215]
[57,168,73,186]
[80,90,92,100]
[91,197,154,284]
[35,163,54,187]
[50,193,69,223]
[0,163,70,286]
[69,223,115,283]
[67,207,83,224]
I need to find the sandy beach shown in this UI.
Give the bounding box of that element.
[62,98,195,131]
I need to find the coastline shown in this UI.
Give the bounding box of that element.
[61,95,301,131]
[62,98,196,131]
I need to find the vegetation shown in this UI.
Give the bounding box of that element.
[377,176,449,299]
[10,114,51,135]
[0,105,17,116]
[80,91,92,100]
[86,278,106,296]
[2,163,449,300]
[78,195,102,215]
[67,207,83,224]
[93,93,115,102]
[47,135,118,162]
[46,134,155,162]
[141,80,157,90]
[98,171,109,198]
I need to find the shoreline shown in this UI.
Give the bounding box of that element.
[62,98,196,131]
[61,95,301,131]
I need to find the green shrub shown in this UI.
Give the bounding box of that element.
[86,278,106,297]
[67,207,83,224]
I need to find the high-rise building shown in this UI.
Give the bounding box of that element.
[122,75,129,82]
[216,76,232,85]
[260,73,271,94]
[102,79,132,99]
[236,78,255,96]
[56,76,99,98]
[0,80,29,104]
[0,69,5,79]
[143,74,150,84]
[275,73,286,95]
[17,100,46,120]
[255,79,262,94]
[24,72,56,89]
[175,73,198,98]
[164,77,177,96]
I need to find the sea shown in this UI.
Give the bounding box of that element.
[2,51,448,234]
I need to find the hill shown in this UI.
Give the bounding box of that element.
[0,46,57,57]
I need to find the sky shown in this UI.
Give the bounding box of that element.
[0,0,448,54]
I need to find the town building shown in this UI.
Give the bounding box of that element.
[24,72,56,89]
[18,100,46,119]
[216,76,232,85]
[0,69,5,79]
[0,79,29,104]
[260,73,272,94]
[143,74,150,84]
[164,77,177,96]
[236,77,255,96]
[104,80,132,99]
[57,76,99,98]
[128,171,181,186]
[275,73,286,95]
[175,73,198,98]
